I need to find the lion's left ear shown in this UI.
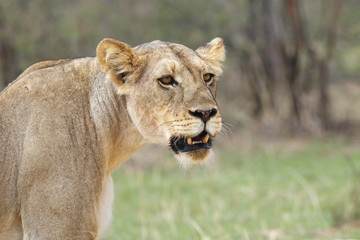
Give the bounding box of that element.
[97,38,140,86]
[196,37,225,73]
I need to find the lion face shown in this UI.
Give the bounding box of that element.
[97,38,225,167]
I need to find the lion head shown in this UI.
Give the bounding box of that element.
[97,38,225,167]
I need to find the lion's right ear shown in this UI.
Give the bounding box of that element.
[196,37,225,75]
[97,38,140,86]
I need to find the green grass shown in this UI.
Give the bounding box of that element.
[103,139,360,240]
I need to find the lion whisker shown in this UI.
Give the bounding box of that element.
[157,120,176,129]
[219,122,233,138]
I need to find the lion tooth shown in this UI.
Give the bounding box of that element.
[187,138,193,145]
[202,134,210,143]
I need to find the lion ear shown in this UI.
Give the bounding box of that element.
[97,38,140,86]
[196,37,225,73]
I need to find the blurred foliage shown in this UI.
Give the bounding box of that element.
[0,0,240,68]
[1,0,359,77]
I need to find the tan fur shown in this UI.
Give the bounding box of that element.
[0,38,225,239]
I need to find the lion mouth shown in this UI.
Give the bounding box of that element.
[170,131,212,153]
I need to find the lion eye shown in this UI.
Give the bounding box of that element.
[158,75,176,85]
[203,73,214,83]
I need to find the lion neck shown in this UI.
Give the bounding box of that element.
[90,61,149,175]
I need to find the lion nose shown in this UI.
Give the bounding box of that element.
[188,108,218,122]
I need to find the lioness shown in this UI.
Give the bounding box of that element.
[0,37,225,239]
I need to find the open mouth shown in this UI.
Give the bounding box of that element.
[170,131,212,153]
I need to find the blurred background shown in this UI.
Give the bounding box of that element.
[1,0,360,239]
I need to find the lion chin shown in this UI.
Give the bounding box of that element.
[176,150,214,168]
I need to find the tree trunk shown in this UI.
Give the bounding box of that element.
[317,0,342,129]
[283,0,304,130]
